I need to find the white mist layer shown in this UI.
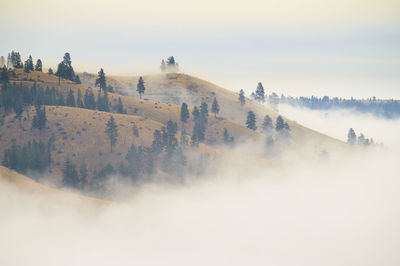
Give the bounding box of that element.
[1,111,400,266]
[279,104,400,149]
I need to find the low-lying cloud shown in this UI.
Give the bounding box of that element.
[1,108,399,266]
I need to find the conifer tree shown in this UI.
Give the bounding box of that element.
[200,101,208,124]
[275,116,285,132]
[24,56,34,73]
[1,66,9,83]
[77,88,84,108]
[211,98,220,118]
[160,60,166,72]
[66,89,76,107]
[347,128,357,145]
[35,59,42,72]
[180,102,189,128]
[105,116,118,152]
[31,105,46,130]
[74,75,81,84]
[95,68,106,93]
[223,128,235,147]
[84,90,96,109]
[261,115,273,133]
[254,82,265,103]
[56,52,75,81]
[79,161,88,189]
[48,68,53,75]
[136,76,145,99]
[62,157,79,188]
[246,111,257,130]
[117,97,125,114]
[239,89,245,106]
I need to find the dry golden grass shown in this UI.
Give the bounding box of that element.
[0,166,108,207]
[81,71,347,150]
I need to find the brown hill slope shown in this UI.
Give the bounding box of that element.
[0,166,108,207]
[80,72,346,149]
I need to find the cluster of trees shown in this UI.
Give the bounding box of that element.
[281,95,400,119]
[3,51,43,73]
[2,137,54,176]
[190,101,209,147]
[347,128,374,146]
[61,158,88,190]
[7,51,23,69]
[246,111,290,137]
[65,118,188,192]
[251,82,265,103]
[56,53,80,84]
[160,56,179,73]
[0,81,126,121]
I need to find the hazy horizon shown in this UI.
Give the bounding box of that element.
[1,0,399,98]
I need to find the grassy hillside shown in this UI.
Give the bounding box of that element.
[80,71,346,149]
[0,166,108,207]
[0,68,350,196]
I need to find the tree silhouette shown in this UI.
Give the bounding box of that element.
[137,76,146,99]
[105,116,118,152]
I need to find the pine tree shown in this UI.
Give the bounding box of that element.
[74,75,81,84]
[105,116,118,152]
[48,68,53,75]
[97,91,110,112]
[77,89,84,108]
[95,68,106,93]
[66,89,76,107]
[0,66,9,84]
[192,106,206,143]
[255,82,265,103]
[239,89,245,106]
[79,161,88,189]
[180,102,189,128]
[31,105,46,130]
[136,76,145,99]
[160,60,166,72]
[166,56,179,72]
[347,128,357,145]
[62,157,79,188]
[261,115,273,133]
[223,128,235,147]
[211,98,220,118]
[35,59,42,72]
[117,97,125,114]
[275,116,285,132]
[246,111,257,130]
[200,101,208,124]
[24,56,34,73]
[84,89,96,109]
[56,53,75,81]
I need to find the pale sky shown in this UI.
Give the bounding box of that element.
[1,0,399,98]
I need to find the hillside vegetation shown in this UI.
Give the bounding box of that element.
[0,67,348,198]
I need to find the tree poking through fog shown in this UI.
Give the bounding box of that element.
[246,111,257,130]
[347,128,357,145]
[105,115,118,152]
[239,89,245,106]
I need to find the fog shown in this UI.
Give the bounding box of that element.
[1,108,400,266]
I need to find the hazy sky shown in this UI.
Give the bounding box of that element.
[1,0,399,98]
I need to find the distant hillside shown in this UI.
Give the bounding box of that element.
[80,72,345,149]
[0,68,349,198]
